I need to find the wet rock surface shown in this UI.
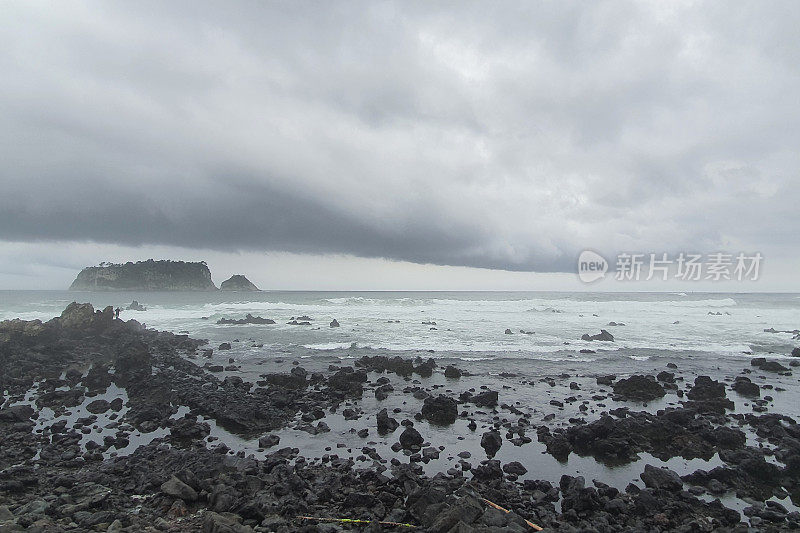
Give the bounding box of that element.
[2,303,800,531]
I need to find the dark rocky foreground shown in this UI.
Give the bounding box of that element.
[1,304,800,531]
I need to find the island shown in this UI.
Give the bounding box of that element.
[219,274,260,291]
[69,260,218,291]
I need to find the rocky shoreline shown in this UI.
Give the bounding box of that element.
[2,303,800,531]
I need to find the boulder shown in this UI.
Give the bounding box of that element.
[376,408,399,434]
[732,377,760,397]
[330,319,340,328]
[597,374,616,386]
[656,371,675,383]
[258,435,280,448]
[0,404,34,422]
[399,426,423,449]
[761,361,790,372]
[328,368,367,395]
[421,395,458,425]
[502,461,528,476]
[471,390,499,408]
[115,341,152,381]
[640,464,682,492]
[687,376,728,402]
[612,375,665,401]
[161,475,198,502]
[481,430,503,457]
[85,399,111,414]
[59,302,96,330]
[444,365,462,379]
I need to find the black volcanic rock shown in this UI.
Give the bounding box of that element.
[217,314,275,325]
[421,395,458,425]
[69,260,217,291]
[612,375,665,401]
[376,408,399,434]
[581,330,615,342]
[219,274,259,291]
[399,426,423,449]
[444,365,461,379]
[469,390,499,408]
[126,300,146,311]
[732,377,760,397]
[480,430,503,457]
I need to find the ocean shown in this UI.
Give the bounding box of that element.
[1,290,798,369]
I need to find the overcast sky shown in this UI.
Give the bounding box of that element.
[1,1,799,290]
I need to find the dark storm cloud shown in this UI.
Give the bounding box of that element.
[1,1,799,272]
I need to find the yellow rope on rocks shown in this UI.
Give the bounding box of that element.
[296,516,417,528]
[482,498,543,531]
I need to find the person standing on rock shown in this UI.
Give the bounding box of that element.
[114,307,121,319]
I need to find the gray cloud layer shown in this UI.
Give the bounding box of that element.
[1,1,799,272]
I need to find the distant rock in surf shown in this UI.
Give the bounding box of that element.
[126,300,146,311]
[217,314,275,325]
[220,274,260,291]
[581,329,614,342]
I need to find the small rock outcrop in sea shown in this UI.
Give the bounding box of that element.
[69,260,217,291]
[126,300,146,311]
[330,319,340,327]
[444,365,461,379]
[219,274,259,291]
[216,314,275,325]
[581,329,615,341]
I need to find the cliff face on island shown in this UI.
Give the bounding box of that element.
[69,260,218,291]
[219,275,260,291]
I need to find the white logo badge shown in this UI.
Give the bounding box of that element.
[577,250,608,283]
